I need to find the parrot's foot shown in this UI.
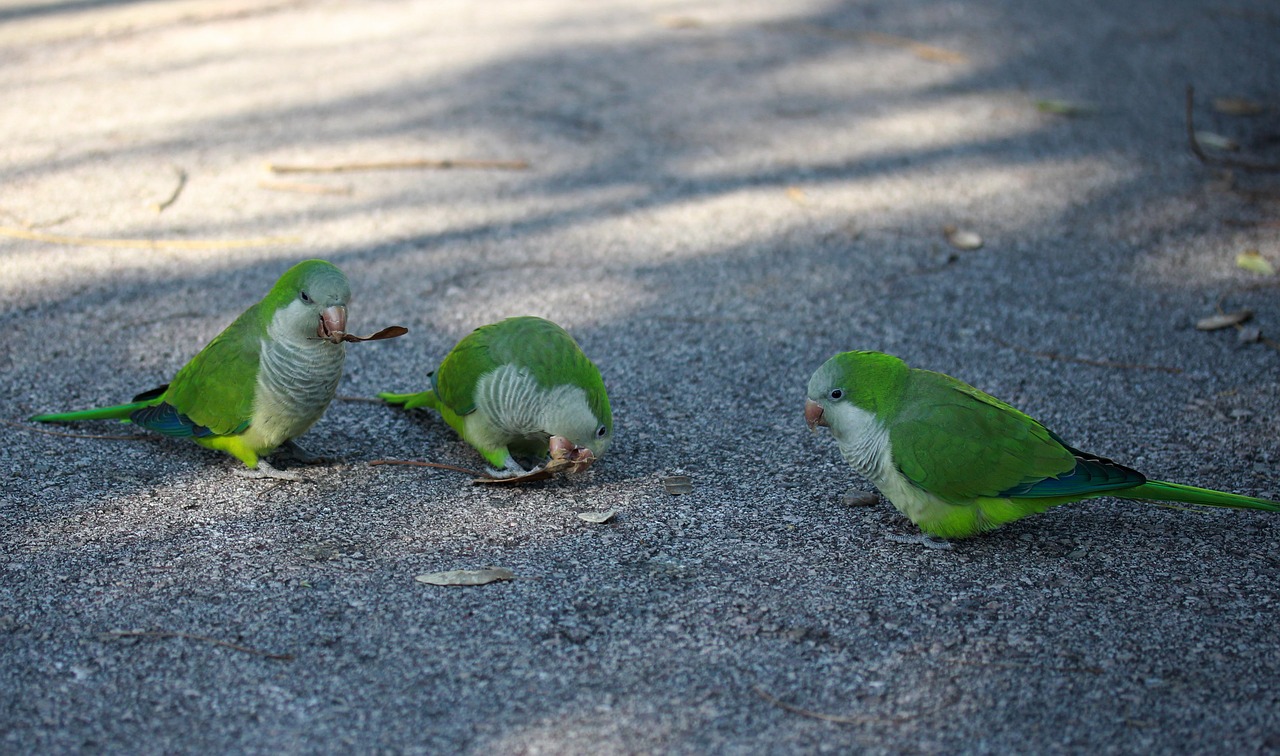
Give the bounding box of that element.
[276,439,332,465]
[472,458,562,485]
[481,455,535,478]
[885,533,953,551]
[235,460,308,482]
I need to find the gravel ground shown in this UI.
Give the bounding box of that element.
[2,0,1279,752]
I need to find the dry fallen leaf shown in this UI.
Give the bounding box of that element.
[341,325,409,343]
[1034,99,1097,117]
[943,226,983,251]
[472,468,554,485]
[1194,131,1239,152]
[1196,310,1253,331]
[660,16,704,29]
[472,456,573,485]
[1236,250,1276,276]
[415,567,515,586]
[662,475,693,495]
[577,509,618,524]
[1213,97,1266,116]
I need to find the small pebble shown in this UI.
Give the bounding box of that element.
[662,476,693,495]
[1237,326,1262,344]
[944,226,984,251]
[578,509,618,524]
[1196,310,1252,331]
[841,490,880,507]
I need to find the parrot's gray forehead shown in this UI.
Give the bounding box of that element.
[302,267,351,300]
[807,356,841,398]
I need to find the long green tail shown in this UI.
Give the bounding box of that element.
[29,399,153,424]
[1120,480,1280,513]
[376,390,439,411]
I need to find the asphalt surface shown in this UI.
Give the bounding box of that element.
[2,0,1279,753]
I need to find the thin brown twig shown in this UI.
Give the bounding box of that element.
[368,458,562,485]
[369,459,491,477]
[752,685,910,725]
[1233,188,1280,202]
[938,658,1103,675]
[257,179,354,196]
[0,208,75,230]
[772,22,968,64]
[335,395,386,404]
[991,339,1183,374]
[1223,279,1280,293]
[860,30,968,64]
[265,158,530,174]
[256,480,291,501]
[1186,85,1280,173]
[102,630,294,660]
[1223,219,1280,229]
[0,226,298,250]
[1,417,150,441]
[151,167,188,213]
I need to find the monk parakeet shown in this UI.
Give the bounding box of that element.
[805,351,1280,539]
[31,259,352,479]
[379,316,612,477]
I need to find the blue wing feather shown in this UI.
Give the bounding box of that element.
[130,402,247,438]
[999,447,1145,498]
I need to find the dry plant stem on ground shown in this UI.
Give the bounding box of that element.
[0,226,297,250]
[1,418,151,441]
[264,158,530,174]
[751,685,912,725]
[103,630,294,661]
[1185,85,1280,173]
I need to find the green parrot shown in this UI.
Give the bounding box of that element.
[805,351,1280,539]
[30,259,352,479]
[379,316,612,477]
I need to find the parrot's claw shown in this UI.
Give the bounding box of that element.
[277,439,332,465]
[885,533,953,550]
[236,460,308,482]
[472,458,566,485]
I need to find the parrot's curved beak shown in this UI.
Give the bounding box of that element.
[549,435,596,473]
[318,305,348,344]
[804,399,827,431]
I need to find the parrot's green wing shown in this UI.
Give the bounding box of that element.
[889,369,1129,502]
[434,317,608,422]
[432,330,499,416]
[152,304,262,437]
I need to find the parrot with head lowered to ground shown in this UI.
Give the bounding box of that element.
[30,259,352,479]
[379,316,612,477]
[805,350,1280,539]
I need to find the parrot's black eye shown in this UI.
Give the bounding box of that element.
[299,290,312,303]
[829,389,844,400]
[595,424,608,438]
